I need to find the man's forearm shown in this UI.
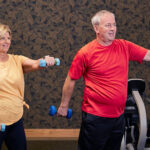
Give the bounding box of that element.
[60,75,76,108]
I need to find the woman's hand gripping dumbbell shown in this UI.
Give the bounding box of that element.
[39,57,60,67]
[49,105,72,119]
[0,124,6,132]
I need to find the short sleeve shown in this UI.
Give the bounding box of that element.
[18,55,29,64]
[127,41,148,63]
[68,50,87,80]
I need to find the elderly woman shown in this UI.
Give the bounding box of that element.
[0,23,55,150]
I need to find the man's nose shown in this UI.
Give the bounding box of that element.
[110,25,116,30]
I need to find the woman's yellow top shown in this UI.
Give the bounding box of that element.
[0,54,28,125]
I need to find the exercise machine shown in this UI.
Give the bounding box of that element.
[121,79,150,150]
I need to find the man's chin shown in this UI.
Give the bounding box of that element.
[109,37,115,41]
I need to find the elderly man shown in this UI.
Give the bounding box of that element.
[57,10,150,150]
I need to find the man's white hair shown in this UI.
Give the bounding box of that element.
[91,10,115,26]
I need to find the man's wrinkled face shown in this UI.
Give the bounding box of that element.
[95,13,117,44]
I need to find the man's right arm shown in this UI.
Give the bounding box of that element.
[57,75,76,117]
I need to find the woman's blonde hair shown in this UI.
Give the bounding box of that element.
[0,23,11,39]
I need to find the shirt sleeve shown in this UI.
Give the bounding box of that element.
[127,41,148,63]
[18,55,29,64]
[68,50,87,80]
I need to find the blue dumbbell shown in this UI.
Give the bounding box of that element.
[49,105,72,119]
[0,124,6,132]
[39,58,60,67]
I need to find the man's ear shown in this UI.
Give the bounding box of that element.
[93,25,99,34]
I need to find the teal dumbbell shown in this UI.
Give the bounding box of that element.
[39,58,60,67]
[0,124,6,132]
[49,105,72,119]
